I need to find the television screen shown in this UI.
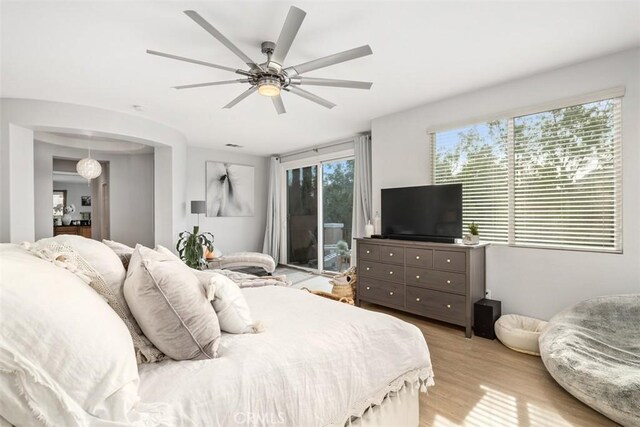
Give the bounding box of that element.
[381,184,462,241]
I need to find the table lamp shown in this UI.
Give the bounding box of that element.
[191,200,206,227]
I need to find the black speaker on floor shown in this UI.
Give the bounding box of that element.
[474,298,501,339]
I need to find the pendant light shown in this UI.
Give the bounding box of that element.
[76,143,102,181]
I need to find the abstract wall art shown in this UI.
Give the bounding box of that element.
[205,161,254,217]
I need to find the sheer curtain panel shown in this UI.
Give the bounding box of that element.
[351,135,372,265]
[262,156,282,260]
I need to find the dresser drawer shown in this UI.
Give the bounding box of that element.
[359,260,404,283]
[405,248,433,268]
[359,243,380,261]
[406,267,466,294]
[433,250,466,272]
[406,287,466,325]
[358,278,405,309]
[379,246,404,265]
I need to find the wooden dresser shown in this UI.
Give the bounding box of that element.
[54,225,92,238]
[355,238,487,337]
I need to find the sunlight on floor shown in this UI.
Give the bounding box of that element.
[430,384,573,427]
[526,401,573,427]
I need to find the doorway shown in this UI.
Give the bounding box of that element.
[52,158,110,240]
[283,155,354,273]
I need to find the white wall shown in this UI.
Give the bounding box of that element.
[0,99,187,247]
[186,147,269,254]
[35,141,155,247]
[371,48,640,320]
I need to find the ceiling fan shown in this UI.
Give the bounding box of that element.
[147,6,373,114]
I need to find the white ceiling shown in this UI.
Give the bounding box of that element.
[35,131,154,154]
[2,1,639,156]
[53,171,86,185]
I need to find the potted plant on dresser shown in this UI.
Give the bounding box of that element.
[463,222,480,245]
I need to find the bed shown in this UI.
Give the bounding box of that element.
[0,243,434,426]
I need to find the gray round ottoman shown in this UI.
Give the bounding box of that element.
[539,294,640,427]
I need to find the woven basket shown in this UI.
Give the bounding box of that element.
[301,288,354,305]
[332,282,354,299]
[330,266,357,300]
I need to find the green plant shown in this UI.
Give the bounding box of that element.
[336,240,350,256]
[176,226,214,269]
[468,222,479,236]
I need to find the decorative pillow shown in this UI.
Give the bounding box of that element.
[103,239,134,269]
[0,244,169,425]
[154,244,182,262]
[24,238,164,364]
[124,245,221,360]
[194,270,264,334]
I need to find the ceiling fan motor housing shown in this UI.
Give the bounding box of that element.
[261,41,276,55]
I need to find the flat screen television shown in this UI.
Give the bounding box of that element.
[381,184,462,243]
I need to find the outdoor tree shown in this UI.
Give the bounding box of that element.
[434,99,617,248]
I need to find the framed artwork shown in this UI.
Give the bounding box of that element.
[81,195,92,206]
[53,190,67,217]
[205,161,254,217]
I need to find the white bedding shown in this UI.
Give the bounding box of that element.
[138,286,434,426]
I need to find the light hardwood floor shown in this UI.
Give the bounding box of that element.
[361,302,618,427]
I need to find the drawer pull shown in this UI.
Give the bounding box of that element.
[389,271,394,275]
[446,304,451,308]
[366,286,371,290]
[366,250,370,254]
[416,256,420,260]
[389,253,394,257]
[389,291,394,296]
[416,297,421,302]
[416,275,420,280]
[446,280,451,284]
[366,267,370,271]
[447,258,451,263]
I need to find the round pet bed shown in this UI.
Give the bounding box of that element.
[495,314,547,356]
[539,295,640,427]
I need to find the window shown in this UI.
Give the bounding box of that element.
[432,96,622,252]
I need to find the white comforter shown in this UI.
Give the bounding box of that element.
[137,286,433,427]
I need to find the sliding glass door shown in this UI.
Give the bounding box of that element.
[286,165,318,269]
[322,159,354,272]
[284,156,354,273]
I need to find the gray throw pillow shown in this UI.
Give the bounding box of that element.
[124,245,221,360]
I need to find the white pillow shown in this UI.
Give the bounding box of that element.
[154,244,182,262]
[53,235,126,291]
[124,245,221,360]
[194,270,263,334]
[102,239,134,269]
[0,244,165,424]
[27,236,164,363]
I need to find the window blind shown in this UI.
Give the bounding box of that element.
[431,96,622,252]
[431,121,509,243]
[512,98,622,251]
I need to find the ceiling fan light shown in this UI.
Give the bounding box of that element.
[76,158,102,180]
[257,78,281,97]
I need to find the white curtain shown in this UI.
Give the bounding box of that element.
[262,156,281,260]
[351,135,372,265]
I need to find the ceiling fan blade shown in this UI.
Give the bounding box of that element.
[269,6,306,69]
[284,45,372,76]
[286,86,336,109]
[173,79,249,90]
[183,10,262,71]
[223,86,258,109]
[146,50,248,75]
[272,95,286,115]
[292,77,372,90]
